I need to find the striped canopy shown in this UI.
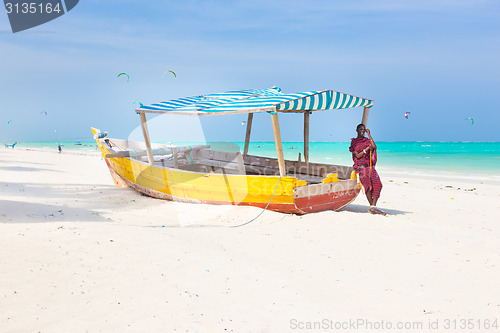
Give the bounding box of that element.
[137,86,373,116]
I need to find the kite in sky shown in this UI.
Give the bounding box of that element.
[241,120,246,127]
[133,101,144,107]
[465,117,474,126]
[41,111,47,115]
[7,120,12,124]
[404,112,411,119]
[162,70,176,78]
[117,72,130,82]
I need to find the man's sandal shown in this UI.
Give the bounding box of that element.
[369,207,388,216]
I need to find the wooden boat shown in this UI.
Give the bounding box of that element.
[92,87,374,214]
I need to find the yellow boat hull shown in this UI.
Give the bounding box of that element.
[92,128,360,214]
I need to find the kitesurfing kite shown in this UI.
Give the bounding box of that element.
[133,101,144,107]
[404,112,411,119]
[117,72,130,82]
[241,120,246,127]
[465,117,474,126]
[41,111,47,116]
[7,120,12,124]
[162,70,176,78]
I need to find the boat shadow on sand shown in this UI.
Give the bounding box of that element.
[0,199,107,223]
[0,181,164,224]
[0,159,54,167]
[0,165,62,173]
[340,204,407,215]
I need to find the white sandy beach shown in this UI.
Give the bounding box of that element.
[1,148,499,332]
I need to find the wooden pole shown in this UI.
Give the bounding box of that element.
[361,106,370,126]
[139,112,154,165]
[304,111,310,166]
[243,113,253,156]
[271,113,286,177]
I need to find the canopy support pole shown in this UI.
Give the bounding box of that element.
[271,113,286,177]
[361,106,370,126]
[304,111,310,170]
[139,113,154,165]
[243,113,253,156]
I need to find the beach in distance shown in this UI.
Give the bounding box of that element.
[1,145,499,332]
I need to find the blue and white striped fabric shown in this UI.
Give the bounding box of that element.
[138,86,373,115]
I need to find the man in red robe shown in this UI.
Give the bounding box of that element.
[349,124,386,215]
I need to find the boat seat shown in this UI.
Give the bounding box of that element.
[295,174,323,184]
[149,156,327,184]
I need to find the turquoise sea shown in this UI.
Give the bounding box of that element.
[7,141,500,180]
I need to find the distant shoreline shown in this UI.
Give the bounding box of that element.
[5,141,499,182]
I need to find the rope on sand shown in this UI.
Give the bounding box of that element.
[229,176,282,228]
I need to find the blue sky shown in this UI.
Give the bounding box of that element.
[1,0,499,142]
